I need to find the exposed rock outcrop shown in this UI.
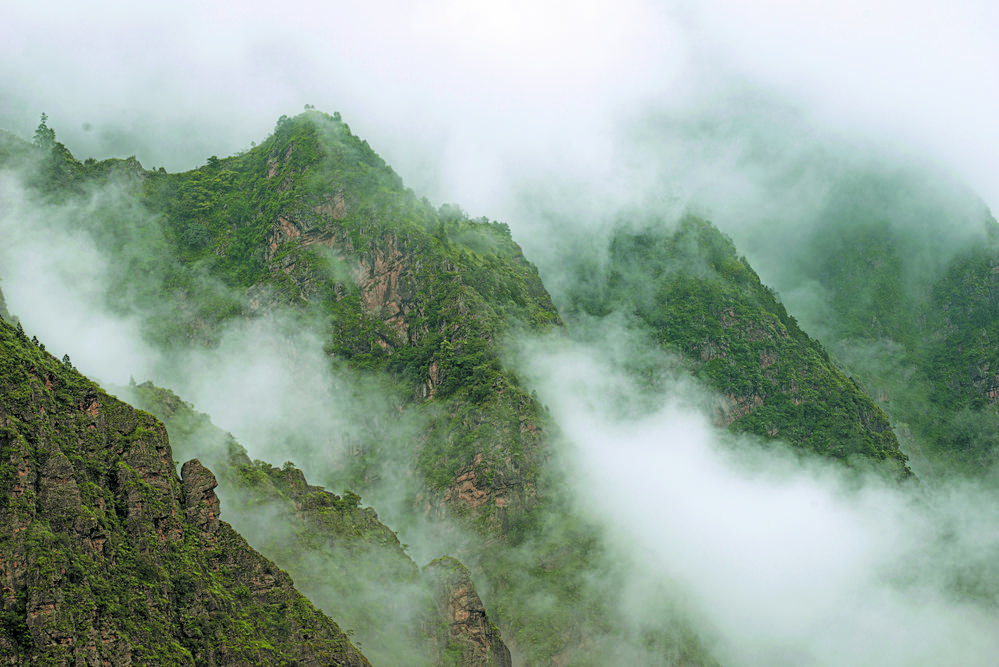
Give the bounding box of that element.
[424,557,512,667]
[181,459,221,532]
[123,379,518,667]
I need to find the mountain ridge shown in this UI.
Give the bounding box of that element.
[119,378,513,667]
[3,108,971,664]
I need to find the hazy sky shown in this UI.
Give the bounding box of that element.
[2,0,997,216]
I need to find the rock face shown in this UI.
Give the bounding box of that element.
[124,380,515,667]
[180,459,221,532]
[0,317,370,666]
[424,557,512,667]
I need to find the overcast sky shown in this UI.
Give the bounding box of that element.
[2,0,996,217]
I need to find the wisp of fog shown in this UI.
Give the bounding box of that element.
[518,327,999,667]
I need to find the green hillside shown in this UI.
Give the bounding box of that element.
[733,167,999,474]
[0,314,369,665]
[120,380,512,667]
[0,110,938,664]
[555,215,909,475]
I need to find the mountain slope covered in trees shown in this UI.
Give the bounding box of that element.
[0,311,370,666]
[6,109,991,664]
[552,215,909,475]
[119,379,512,667]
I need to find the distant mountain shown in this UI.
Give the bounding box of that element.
[730,166,999,474]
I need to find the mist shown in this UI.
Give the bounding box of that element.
[3,1,997,213]
[0,170,157,383]
[0,164,424,517]
[518,328,999,666]
[4,1,999,665]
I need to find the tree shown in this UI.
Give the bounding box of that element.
[33,113,56,151]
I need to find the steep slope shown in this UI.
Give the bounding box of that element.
[556,215,910,476]
[152,112,560,532]
[0,109,914,664]
[0,316,369,664]
[6,110,560,532]
[127,113,730,664]
[887,238,999,469]
[424,557,512,667]
[120,380,513,667]
[0,114,658,664]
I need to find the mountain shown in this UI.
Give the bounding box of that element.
[0,313,369,665]
[0,111,712,664]
[553,215,909,475]
[119,379,511,667]
[0,109,961,664]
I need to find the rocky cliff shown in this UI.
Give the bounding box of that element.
[0,315,369,665]
[126,112,721,663]
[424,557,512,667]
[121,381,514,667]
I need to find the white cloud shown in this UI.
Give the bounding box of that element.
[523,334,999,666]
[683,0,999,210]
[3,1,994,212]
[0,172,156,384]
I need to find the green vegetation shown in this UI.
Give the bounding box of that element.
[895,240,999,469]
[0,316,368,664]
[0,109,938,665]
[559,215,910,474]
[123,380,519,667]
[744,168,999,475]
